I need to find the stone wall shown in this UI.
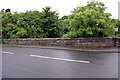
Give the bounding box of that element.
[3,38,120,48]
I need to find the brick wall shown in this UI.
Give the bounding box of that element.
[3,38,120,48]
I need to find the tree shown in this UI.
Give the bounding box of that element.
[1,7,62,38]
[42,6,61,38]
[1,2,118,38]
[17,11,45,38]
[1,9,15,38]
[59,15,70,35]
[111,19,120,37]
[62,1,115,38]
[1,9,27,38]
[5,23,26,38]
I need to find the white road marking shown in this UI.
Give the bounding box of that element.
[1,51,14,54]
[30,55,89,63]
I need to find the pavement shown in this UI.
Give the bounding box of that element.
[2,46,118,78]
[2,44,120,53]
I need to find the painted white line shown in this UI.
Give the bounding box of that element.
[30,55,89,63]
[1,51,14,54]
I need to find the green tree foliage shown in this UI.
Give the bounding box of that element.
[1,7,61,39]
[5,23,26,38]
[62,1,115,38]
[111,19,120,37]
[16,11,45,38]
[1,1,119,39]
[1,9,27,39]
[59,15,70,35]
[42,6,61,38]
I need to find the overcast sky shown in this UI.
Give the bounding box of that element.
[0,0,119,19]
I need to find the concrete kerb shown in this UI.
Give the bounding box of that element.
[2,44,119,53]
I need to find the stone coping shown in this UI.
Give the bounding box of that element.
[3,37,120,40]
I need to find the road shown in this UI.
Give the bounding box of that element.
[2,46,118,78]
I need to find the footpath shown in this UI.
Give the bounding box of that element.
[2,44,119,53]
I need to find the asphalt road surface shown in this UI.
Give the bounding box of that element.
[2,46,118,78]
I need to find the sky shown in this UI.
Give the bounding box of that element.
[0,0,119,19]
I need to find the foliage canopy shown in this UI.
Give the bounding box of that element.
[62,1,117,38]
[1,1,120,39]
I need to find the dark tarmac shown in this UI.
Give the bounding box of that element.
[2,46,118,78]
